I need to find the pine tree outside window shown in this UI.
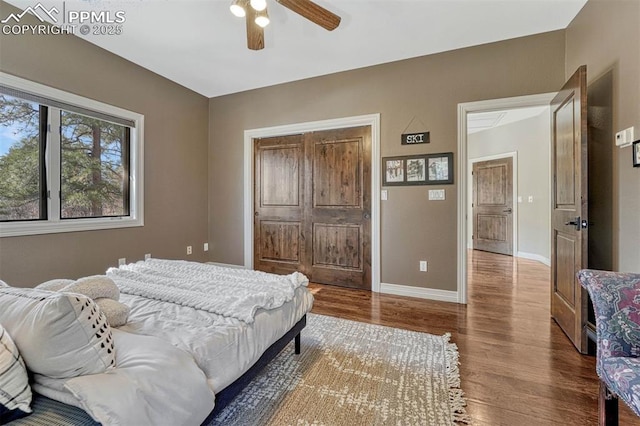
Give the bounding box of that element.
[0,73,144,237]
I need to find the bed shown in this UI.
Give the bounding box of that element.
[0,259,313,425]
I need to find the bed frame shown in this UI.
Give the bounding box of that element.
[202,314,306,422]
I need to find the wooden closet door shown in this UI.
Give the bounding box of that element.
[253,126,372,290]
[306,126,371,290]
[254,135,306,276]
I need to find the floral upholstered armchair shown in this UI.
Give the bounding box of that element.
[578,269,640,426]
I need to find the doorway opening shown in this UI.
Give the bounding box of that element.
[457,93,555,304]
[469,153,517,256]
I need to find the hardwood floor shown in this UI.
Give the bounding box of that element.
[309,250,640,426]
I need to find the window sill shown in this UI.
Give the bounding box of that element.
[0,217,143,237]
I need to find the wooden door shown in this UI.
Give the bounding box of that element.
[550,65,589,353]
[254,126,372,290]
[254,135,306,276]
[307,127,371,289]
[472,157,513,256]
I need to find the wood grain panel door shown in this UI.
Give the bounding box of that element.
[254,135,306,276]
[472,157,513,256]
[307,126,371,289]
[253,126,372,290]
[550,65,589,353]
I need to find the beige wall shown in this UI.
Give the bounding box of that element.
[0,2,210,287]
[566,0,640,272]
[209,31,566,291]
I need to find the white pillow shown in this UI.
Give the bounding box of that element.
[0,324,32,423]
[0,287,116,379]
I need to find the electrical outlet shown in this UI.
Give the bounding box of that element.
[144,253,151,260]
[419,260,428,272]
[528,195,534,203]
[118,258,126,266]
[187,246,192,255]
[204,243,209,252]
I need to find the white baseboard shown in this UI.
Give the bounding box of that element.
[517,251,551,266]
[380,282,459,303]
[207,261,246,269]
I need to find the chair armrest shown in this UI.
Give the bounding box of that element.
[578,269,640,361]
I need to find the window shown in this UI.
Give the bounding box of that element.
[0,73,144,237]
[59,111,130,219]
[0,96,46,221]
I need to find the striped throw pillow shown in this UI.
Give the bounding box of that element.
[0,324,32,423]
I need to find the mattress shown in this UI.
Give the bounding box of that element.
[118,285,314,392]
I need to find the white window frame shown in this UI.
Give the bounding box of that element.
[0,72,144,237]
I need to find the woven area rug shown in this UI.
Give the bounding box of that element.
[210,313,470,425]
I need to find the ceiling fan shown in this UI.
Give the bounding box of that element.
[230,0,341,50]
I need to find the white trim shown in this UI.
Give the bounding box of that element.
[207,262,246,269]
[467,152,518,255]
[517,251,551,266]
[0,72,145,237]
[380,282,459,303]
[457,92,556,304]
[243,114,381,292]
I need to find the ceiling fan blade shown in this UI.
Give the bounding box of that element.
[246,7,264,50]
[276,0,341,31]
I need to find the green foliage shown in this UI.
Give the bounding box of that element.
[0,95,128,221]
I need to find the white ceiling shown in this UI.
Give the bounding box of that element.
[467,106,548,134]
[4,0,587,98]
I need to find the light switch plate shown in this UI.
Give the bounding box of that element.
[428,189,445,200]
[381,190,388,201]
[517,196,523,203]
[616,126,635,147]
[528,195,534,203]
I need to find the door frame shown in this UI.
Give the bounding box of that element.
[457,93,555,304]
[243,114,381,292]
[468,152,518,255]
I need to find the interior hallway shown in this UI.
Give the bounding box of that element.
[309,250,640,425]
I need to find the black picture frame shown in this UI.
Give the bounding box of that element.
[426,152,454,185]
[382,152,454,186]
[633,140,640,168]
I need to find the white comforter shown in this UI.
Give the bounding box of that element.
[33,261,313,425]
[107,259,309,323]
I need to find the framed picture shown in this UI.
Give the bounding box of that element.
[406,157,427,184]
[426,152,454,185]
[383,157,405,186]
[383,153,454,186]
[634,140,640,168]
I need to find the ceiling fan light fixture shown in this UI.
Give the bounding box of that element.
[255,8,270,28]
[230,0,247,17]
[250,0,267,12]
